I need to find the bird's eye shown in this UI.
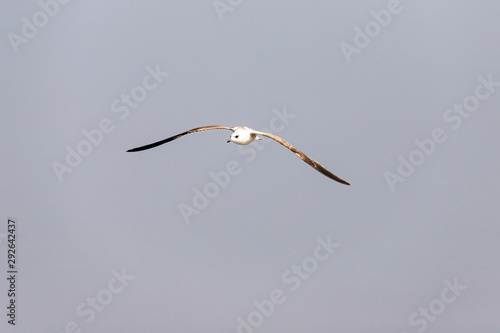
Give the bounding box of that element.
[235,135,239,138]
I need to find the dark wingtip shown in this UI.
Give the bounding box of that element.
[127,147,147,152]
[338,179,350,186]
[332,176,350,186]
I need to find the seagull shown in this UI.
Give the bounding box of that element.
[127,125,350,185]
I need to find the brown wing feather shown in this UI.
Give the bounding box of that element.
[127,125,233,152]
[255,131,350,185]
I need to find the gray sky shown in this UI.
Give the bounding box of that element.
[1,1,499,332]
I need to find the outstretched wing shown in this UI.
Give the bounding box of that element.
[127,125,234,152]
[254,131,350,185]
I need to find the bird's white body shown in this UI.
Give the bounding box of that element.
[227,126,263,145]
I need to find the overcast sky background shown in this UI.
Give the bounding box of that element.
[1,1,499,332]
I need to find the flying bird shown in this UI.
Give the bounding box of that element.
[127,125,350,185]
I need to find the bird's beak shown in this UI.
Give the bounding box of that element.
[227,139,231,143]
